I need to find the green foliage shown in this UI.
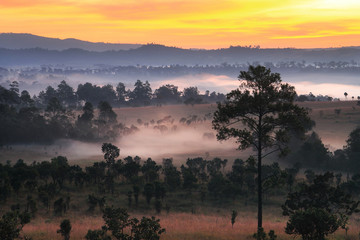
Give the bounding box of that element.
[54,197,67,216]
[87,194,99,212]
[102,143,120,167]
[123,156,141,183]
[212,65,312,155]
[129,80,152,106]
[141,158,161,183]
[133,185,140,208]
[57,219,72,240]
[252,228,277,240]
[76,102,95,139]
[85,229,111,240]
[37,183,57,211]
[88,207,165,240]
[51,156,70,189]
[344,127,360,170]
[155,199,162,214]
[143,183,154,205]
[292,132,331,168]
[285,208,339,240]
[282,172,359,240]
[103,207,131,240]
[127,191,133,208]
[0,210,31,240]
[154,84,181,104]
[231,210,237,228]
[212,65,312,230]
[162,158,181,190]
[131,216,165,240]
[26,195,37,218]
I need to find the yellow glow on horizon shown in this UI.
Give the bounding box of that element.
[0,0,359,48]
[317,0,360,8]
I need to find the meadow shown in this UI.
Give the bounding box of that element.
[21,211,360,240]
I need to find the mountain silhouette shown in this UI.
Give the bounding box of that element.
[0,33,141,51]
[1,33,360,67]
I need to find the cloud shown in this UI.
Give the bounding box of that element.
[1,0,360,48]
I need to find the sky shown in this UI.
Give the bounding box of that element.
[1,0,360,49]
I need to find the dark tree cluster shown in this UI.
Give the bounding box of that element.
[36,79,225,108]
[284,127,360,174]
[0,79,225,145]
[282,172,359,240]
[0,142,296,220]
[2,143,359,240]
[0,82,131,144]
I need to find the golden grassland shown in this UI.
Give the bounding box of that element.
[22,211,360,240]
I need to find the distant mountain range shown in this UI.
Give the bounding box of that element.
[0,33,141,51]
[1,33,360,67]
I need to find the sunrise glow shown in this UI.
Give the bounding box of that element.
[0,0,359,49]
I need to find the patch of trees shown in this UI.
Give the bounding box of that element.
[0,143,304,219]
[0,79,224,144]
[0,82,136,144]
[212,65,313,233]
[1,144,359,239]
[284,127,360,173]
[0,205,165,240]
[35,79,225,108]
[296,92,334,102]
[282,172,359,240]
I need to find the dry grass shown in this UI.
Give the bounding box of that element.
[22,212,360,240]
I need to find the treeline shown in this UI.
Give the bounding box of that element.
[0,84,124,144]
[2,79,225,108]
[1,143,360,237]
[284,128,360,174]
[0,79,223,145]
[0,143,324,215]
[2,60,360,81]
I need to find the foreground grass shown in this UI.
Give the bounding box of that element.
[22,212,359,240]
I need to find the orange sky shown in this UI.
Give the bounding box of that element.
[1,0,360,49]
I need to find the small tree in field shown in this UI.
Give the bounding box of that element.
[57,219,72,240]
[0,211,30,240]
[212,65,312,237]
[102,143,120,168]
[86,207,165,240]
[231,210,237,228]
[282,172,359,240]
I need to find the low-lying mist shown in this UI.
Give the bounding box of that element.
[2,71,360,99]
[0,115,244,166]
[116,126,239,162]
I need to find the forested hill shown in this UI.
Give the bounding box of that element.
[0,33,141,51]
[1,33,360,66]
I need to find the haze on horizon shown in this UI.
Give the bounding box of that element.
[1,0,360,49]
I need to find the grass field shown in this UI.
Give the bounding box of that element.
[22,211,360,240]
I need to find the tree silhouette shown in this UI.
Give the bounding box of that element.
[0,210,30,240]
[231,210,237,228]
[57,219,72,240]
[212,65,312,236]
[344,92,348,100]
[101,143,120,168]
[129,80,152,106]
[76,102,94,139]
[282,172,359,240]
